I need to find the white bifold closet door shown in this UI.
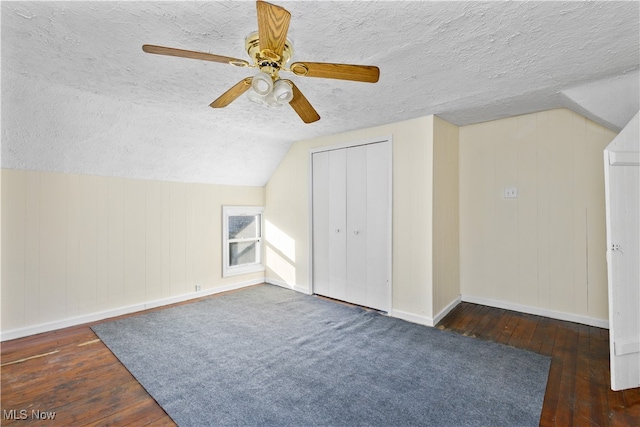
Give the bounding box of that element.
[312,141,391,311]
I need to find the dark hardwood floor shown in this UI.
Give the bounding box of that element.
[438,302,639,426]
[1,289,638,426]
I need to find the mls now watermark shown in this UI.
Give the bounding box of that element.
[3,409,57,420]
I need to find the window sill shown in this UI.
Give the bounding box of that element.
[222,263,265,278]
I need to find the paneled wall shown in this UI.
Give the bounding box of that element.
[459,109,617,325]
[1,170,264,338]
[265,115,461,325]
[432,117,460,319]
[265,117,438,321]
[2,108,616,337]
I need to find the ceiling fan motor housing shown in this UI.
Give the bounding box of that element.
[245,31,293,77]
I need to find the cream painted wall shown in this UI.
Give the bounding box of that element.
[432,117,460,318]
[459,109,617,324]
[3,108,611,338]
[1,169,264,339]
[265,116,462,324]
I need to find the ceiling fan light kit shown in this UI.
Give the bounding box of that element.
[142,0,380,123]
[247,79,292,108]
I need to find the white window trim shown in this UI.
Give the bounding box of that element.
[222,206,265,278]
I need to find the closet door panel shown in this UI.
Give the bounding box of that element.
[366,142,391,310]
[328,149,348,301]
[346,145,368,305]
[312,140,391,311]
[312,152,331,296]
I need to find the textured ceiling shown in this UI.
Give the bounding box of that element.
[2,1,639,186]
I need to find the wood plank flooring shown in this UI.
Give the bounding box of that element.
[1,291,639,426]
[439,302,640,426]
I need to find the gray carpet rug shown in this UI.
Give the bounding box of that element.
[92,285,551,426]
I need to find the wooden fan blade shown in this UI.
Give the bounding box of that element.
[289,82,320,124]
[142,45,249,66]
[256,0,291,57]
[290,62,380,83]
[210,78,253,108]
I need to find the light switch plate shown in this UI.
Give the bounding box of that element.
[504,187,518,198]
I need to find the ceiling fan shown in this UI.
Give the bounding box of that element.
[142,0,379,124]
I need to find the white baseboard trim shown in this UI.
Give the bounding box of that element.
[391,309,434,327]
[461,295,610,329]
[265,277,311,295]
[390,296,462,328]
[0,278,264,342]
[433,295,462,326]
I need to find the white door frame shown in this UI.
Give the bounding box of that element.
[308,135,393,312]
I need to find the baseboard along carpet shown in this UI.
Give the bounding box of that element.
[92,285,551,426]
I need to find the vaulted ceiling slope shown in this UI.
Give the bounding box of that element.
[2,1,638,186]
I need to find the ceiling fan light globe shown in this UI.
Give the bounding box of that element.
[265,93,284,108]
[252,72,273,96]
[247,89,266,105]
[273,79,294,104]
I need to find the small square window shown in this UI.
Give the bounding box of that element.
[222,206,264,277]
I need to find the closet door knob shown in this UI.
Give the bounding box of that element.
[335,229,340,233]
[353,230,359,235]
